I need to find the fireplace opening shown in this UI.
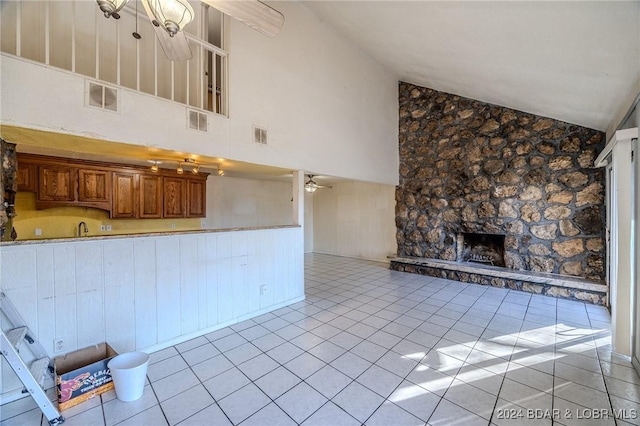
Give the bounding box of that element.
[457,233,506,267]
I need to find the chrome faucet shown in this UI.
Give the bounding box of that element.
[78,221,88,237]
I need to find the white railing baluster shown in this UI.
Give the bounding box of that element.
[225,57,228,115]
[136,31,140,91]
[154,36,158,96]
[199,46,204,110]
[220,12,227,116]
[116,18,121,85]
[211,52,220,113]
[186,57,190,105]
[171,60,175,101]
[45,0,50,65]
[16,0,21,57]
[95,8,99,79]
[71,0,76,73]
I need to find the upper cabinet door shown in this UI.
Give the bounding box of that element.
[16,162,36,192]
[78,169,111,207]
[164,177,186,218]
[139,174,163,219]
[187,179,206,218]
[112,172,138,219]
[38,165,76,201]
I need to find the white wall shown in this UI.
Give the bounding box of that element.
[304,191,314,252]
[1,1,399,185]
[227,1,399,185]
[205,175,292,228]
[0,227,304,395]
[312,181,396,262]
[608,75,640,139]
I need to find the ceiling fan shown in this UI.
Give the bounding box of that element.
[97,0,285,61]
[305,175,332,193]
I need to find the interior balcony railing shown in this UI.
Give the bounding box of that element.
[0,0,227,116]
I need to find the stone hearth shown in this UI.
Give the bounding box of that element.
[390,256,608,305]
[395,83,607,301]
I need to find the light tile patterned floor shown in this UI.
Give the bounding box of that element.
[3,253,639,425]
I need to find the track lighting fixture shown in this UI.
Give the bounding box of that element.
[148,160,161,173]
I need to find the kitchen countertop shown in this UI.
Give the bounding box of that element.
[0,225,300,246]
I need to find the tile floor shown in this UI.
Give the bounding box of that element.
[2,253,639,425]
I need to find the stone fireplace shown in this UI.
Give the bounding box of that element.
[392,83,608,303]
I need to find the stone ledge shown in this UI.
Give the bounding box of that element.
[390,256,608,304]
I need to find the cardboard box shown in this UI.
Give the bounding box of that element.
[54,342,118,411]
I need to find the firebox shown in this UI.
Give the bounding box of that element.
[456,233,506,267]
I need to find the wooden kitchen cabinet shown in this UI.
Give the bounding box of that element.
[139,174,163,219]
[78,168,111,209]
[38,164,76,202]
[16,162,36,192]
[187,179,206,218]
[17,153,208,218]
[164,177,186,218]
[112,172,137,218]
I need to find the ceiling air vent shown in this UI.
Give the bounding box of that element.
[187,109,208,132]
[86,81,118,112]
[253,126,267,145]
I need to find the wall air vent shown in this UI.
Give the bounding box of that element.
[187,109,208,133]
[86,81,118,112]
[253,126,267,145]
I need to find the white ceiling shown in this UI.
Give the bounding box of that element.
[301,0,640,132]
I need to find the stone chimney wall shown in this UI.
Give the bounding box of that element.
[396,82,607,281]
[1,139,18,241]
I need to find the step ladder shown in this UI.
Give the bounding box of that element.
[0,292,64,425]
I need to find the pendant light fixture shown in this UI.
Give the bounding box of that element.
[146,0,195,37]
[96,0,128,19]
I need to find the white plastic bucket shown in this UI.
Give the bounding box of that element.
[107,351,150,402]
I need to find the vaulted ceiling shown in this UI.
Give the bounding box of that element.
[301,1,640,132]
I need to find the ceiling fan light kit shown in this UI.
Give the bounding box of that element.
[96,0,283,62]
[97,0,128,19]
[146,0,195,37]
[305,175,319,193]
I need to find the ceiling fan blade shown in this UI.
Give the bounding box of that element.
[202,0,284,38]
[141,0,193,61]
